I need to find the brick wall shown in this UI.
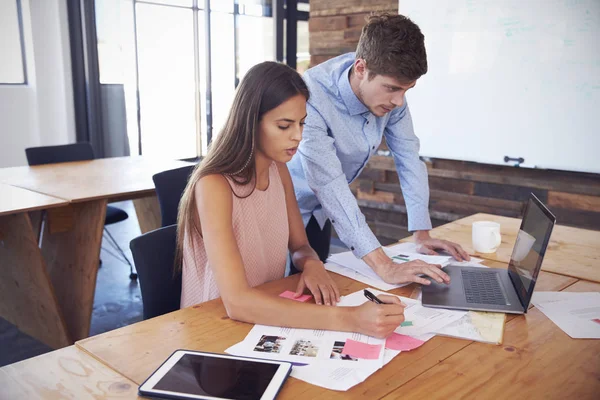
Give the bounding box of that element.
[308,0,600,244]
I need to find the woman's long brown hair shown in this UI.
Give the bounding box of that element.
[175,62,310,270]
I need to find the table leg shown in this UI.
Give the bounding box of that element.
[40,200,106,342]
[0,213,71,349]
[133,196,161,234]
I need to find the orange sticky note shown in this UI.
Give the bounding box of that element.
[385,333,425,351]
[341,339,382,360]
[279,291,312,302]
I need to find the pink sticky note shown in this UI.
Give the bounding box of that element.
[385,333,425,351]
[279,291,312,302]
[341,339,382,360]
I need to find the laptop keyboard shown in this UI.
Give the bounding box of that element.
[462,270,508,305]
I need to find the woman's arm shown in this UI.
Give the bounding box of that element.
[193,174,405,338]
[276,162,340,305]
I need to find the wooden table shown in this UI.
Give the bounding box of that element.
[0,184,72,349]
[0,156,193,234]
[401,213,600,283]
[0,346,141,399]
[0,157,193,348]
[73,260,599,399]
[3,216,599,399]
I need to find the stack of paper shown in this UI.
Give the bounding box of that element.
[531,292,600,339]
[326,242,484,291]
[225,324,385,368]
[436,311,506,344]
[226,288,468,391]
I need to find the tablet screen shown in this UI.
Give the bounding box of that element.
[152,353,280,399]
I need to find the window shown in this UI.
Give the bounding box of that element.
[0,0,27,84]
[94,0,305,158]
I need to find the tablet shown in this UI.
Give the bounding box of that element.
[138,350,292,400]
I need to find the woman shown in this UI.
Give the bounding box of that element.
[177,62,405,338]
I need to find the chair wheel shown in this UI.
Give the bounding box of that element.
[129,272,138,280]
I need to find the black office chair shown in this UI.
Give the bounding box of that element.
[152,164,196,227]
[129,225,181,319]
[25,142,137,280]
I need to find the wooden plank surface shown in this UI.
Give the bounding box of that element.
[401,213,600,283]
[381,281,600,400]
[133,196,161,234]
[0,346,140,399]
[41,200,107,342]
[75,261,576,399]
[0,157,193,203]
[0,213,71,349]
[0,183,67,217]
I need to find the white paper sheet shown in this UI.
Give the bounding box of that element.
[344,288,467,337]
[326,242,465,291]
[385,242,483,264]
[290,362,379,391]
[325,262,405,291]
[531,292,600,339]
[225,324,385,368]
[286,306,436,391]
[435,311,505,344]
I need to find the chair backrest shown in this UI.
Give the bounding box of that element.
[25,143,95,166]
[130,224,182,319]
[152,164,196,227]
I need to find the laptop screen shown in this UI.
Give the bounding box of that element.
[508,195,556,309]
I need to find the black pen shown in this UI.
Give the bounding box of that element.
[364,289,384,304]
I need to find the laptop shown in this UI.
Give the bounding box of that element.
[422,193,556,314]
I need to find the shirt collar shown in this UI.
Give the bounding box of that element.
[338,64,369,117]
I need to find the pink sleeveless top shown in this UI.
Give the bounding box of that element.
[180,162,289,307]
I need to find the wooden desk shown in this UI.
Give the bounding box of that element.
[0,345,141,399]
[381,280,600,400]
[0,184,71,349]
[0,183,67,217]
[75,262,584,399]
[0,156,194,233]
[0,157,194,346]
[401,213,600,283]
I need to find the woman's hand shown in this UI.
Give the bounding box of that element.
[352,294,406,338]
[295,260,340,306]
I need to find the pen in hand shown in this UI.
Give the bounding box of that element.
[363,289,384,304]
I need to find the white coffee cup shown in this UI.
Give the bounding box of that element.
[472,221,502,253]
[512,230,536,262]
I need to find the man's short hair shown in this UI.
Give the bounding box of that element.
[355,13,428,82]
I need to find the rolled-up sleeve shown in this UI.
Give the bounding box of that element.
[299,103,381,258]
[384,103,432,232]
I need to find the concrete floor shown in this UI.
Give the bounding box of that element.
[0,200,349,367]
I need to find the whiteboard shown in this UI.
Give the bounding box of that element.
[399,0,600,173]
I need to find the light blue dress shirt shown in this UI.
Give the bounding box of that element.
[288,52,432,259]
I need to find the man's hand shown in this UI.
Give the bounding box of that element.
[413,230,470,261]
[362,248,450,286]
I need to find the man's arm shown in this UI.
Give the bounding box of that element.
[299,103,449,285]
[298,103,381,260]
[384,103,469,261]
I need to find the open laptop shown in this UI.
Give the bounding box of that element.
[422,193,556,314]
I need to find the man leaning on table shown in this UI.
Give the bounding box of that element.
[288,13,470,285]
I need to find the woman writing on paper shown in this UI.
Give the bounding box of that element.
[176,62,405,338]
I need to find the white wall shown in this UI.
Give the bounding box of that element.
[400,0,600,174]
[0,0,76,168]
[0,0,26,83]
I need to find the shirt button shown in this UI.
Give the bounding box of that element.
[366,121,370,124]
[351,246,355,251]
[372,146,375,150]
[331,219,335,223]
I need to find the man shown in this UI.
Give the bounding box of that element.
[288,13,470,285]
